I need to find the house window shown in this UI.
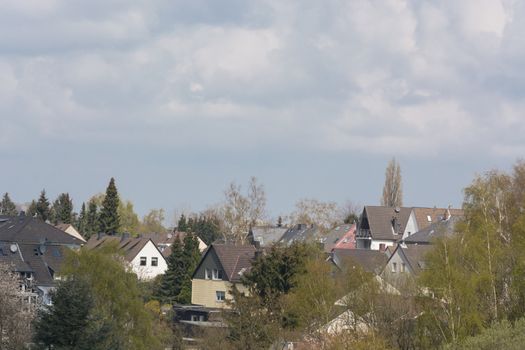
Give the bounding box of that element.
[401,263,406,273]
[392,262,397,273]
[212,269,223,280]
[379,243,386,251]
[151,257,158,267]
[205,268,211,279]
[140,257,147,266]
[216,291,226,302]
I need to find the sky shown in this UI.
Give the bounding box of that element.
[1,0,524,223]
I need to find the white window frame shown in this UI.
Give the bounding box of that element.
[392,262,397,273]
[205,268,211,280]
[140,257,147,266]
[401,262,406,273]
[216,291,226,302]
[151,257,158,267]
[212,268,223,280]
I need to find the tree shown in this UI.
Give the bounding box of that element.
[221,177,267,243]
[0,263,34,349]
[0,193,17,216]
[189,214,221,245]
[36,189,52,221]
[291,198,341,233]
[84,200,99,239]
[177,214,188,232]
[61,245,164,350]
[381,157,403,207]
[77,203,87,235]
[99,178,120,234]
[33,277,108,350]
[139,209,166,234]
[27,200,37,217]
[157,238,185,304]
[177,234,202,304]
[118,200,140,235]
[53,193,74,224]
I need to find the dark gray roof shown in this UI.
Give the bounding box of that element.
[85,235,155,262]
[362,206,412,241]
[279,224,320,245]
[404,216,463,244]
[0,216,83,246]
[248,226,288,247]
[194,243,256,283]
[398,245,433,275]
[331,248,389,275]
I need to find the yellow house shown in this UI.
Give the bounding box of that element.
[191,243,255,309]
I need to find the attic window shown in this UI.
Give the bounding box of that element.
[427,215,432,222]
[212,269,223,280]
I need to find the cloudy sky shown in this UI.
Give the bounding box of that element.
[1,0,524,222]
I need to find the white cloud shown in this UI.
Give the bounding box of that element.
[0,0,524,158]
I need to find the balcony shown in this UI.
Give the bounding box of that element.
[355,228,371,239]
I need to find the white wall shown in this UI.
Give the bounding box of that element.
[402,211,418,239]
[370,240,395,251]
[130,240,168,280]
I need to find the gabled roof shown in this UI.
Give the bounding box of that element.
[279,224,320,245]
[363,206,412,241]
[412,207,464,232]
[404,216,462,244]
[193,243,256,283]
[393,245,433,275]
[85,235,155,262]
[331,248,388,275]
[248,226,288,247]
[0,216,83,246]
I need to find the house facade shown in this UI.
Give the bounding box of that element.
[86,235,168,280]
[191,243,255,309]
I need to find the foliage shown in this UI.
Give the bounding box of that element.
[84,199,99,239]
[33,277,109,350]
[189,214,221,245]
[98,177,120,234]
[53,192,74,224]
[36,189,52,221]
[0,192,17,216]
[177,214,188,232]
[61,246,163,350]
[381,157,403,207]
[0,263,34,349]
[444,318,525,350]
[118,200,140,234]
[77,202,87,235]
[139,208,167,234]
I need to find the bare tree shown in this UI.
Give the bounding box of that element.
[0,263,35,349]
[381,157,403,207]
[221,177,267,243]
[291,198,340,233]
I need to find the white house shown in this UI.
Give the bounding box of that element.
[85,235,168,280]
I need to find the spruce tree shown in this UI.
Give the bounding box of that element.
[0,193,17,216]
[177,214,188,232]
[158,237,185,304]
[27,200,37,217]
[53,193,74,224]
[36,189,51,221]
[178,234,202,304]
[77,203,87,236]
[85,200,99,240]
[99,178,120,235]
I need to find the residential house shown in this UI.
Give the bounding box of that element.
[356,206,463,250]
[382,244,433,279]
[144,231,207,258]
[402,215,462,245]
[247,225,288,248]
[55,223,86,242]
[322,224,356,253]
[0,214,84,305]
[330,248,389,275]
[191,243,256,309]
[279,224,320,245]
[85,234,167,280]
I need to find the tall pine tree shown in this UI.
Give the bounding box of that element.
[53,193,74,224]
[85,200,99,239]
[178,234,202,304]
[99,178,120,235]
[36,189,51,222]
[157,237,186,304]
[0,193,17,216]
[77,203,87,236]
[177,214,188,232]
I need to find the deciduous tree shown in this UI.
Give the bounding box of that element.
[0,192,17,216]
[381,157,403,208]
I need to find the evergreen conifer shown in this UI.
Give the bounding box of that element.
[0,193,17,216]
[99,178,120,234]
[36,189,51,221]
[53,193,74,224]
